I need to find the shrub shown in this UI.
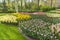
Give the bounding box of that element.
[40,6,51,12]
[39,6,56,12]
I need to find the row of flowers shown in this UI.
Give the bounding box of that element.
[0,14,17,23]
[0,13,31,23]
[13,13,31,20]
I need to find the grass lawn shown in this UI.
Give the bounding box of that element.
[0,23,27,40]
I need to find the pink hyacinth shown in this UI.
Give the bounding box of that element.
[57,28,60,32]
[51,24,55,33]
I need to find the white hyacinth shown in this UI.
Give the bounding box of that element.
[0,14,17,23]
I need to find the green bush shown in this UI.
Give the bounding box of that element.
[7,8,16,13]
[39,6,56,12]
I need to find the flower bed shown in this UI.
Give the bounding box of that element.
[13,13,31,20]
[20,19,52,40]
[0,14,17,24]
[0,13,31,25]
[19,14,60,40]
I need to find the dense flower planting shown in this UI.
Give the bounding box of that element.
[19,14,60,40]
[0,14,17,23]
[46,13,60,17]
[20,19,59,40]
[13,13,31,20]
[0,13,31,24]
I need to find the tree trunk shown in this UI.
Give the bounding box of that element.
[20,0,22,12]
[15,0,18,13]
[51,0,53,7]
[24,0,26,9]
[37,0,40,10]
[3,0,7,12]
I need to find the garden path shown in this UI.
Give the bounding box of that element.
[21,12,45,15]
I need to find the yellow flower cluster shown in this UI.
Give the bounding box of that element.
[13,13,31,20]
[0,15,17,23]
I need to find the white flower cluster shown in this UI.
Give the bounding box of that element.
[0,15,17,23]
[46,13,60,17]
